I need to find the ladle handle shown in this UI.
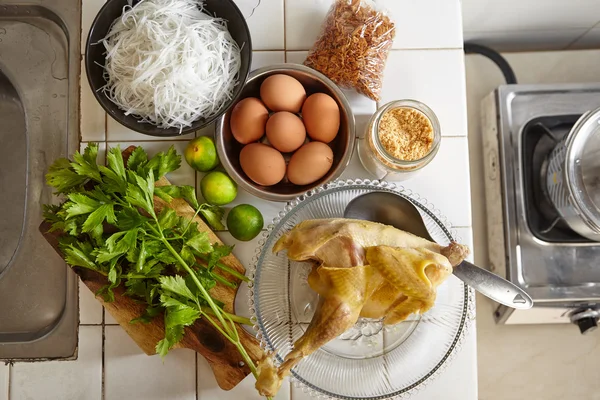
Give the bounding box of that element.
[453,261,533,309]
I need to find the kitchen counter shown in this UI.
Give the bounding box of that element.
[0,0,476,399]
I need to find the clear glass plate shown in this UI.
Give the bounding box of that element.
[249,179,475,399]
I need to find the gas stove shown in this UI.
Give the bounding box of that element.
[482,83,600,333]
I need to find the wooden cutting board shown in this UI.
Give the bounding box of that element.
[40,148,263,390]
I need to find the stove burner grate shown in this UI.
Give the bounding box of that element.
[521,115,591,243]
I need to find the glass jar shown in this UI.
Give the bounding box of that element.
[358,100,441,180]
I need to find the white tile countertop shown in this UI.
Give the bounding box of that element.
[0,0,476,399]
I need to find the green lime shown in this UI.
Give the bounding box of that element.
[227,204,264,241]
[200,171,237,205]
[185,136,219,172]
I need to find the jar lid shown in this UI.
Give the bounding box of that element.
[565,106,600,231]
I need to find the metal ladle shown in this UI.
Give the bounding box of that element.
[344,192,533,309]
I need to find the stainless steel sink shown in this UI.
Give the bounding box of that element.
[0,0,80,360]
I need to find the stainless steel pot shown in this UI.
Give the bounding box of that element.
[545,107,600,241]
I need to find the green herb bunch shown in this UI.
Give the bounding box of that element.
[42,143,258,377]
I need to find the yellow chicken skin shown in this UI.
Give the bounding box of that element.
[256,219,469,397]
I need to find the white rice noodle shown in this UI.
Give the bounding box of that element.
[100,0,242,131]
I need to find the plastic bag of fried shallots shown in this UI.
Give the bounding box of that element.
[304,0,395,101]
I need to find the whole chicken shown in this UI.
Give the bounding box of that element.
[255,219,469,397]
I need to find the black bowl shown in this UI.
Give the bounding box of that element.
[85,0,252,137]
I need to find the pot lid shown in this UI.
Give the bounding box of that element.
[565,106,600,231]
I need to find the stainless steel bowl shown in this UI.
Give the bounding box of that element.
[215,64,355,202]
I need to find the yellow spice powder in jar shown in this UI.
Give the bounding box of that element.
[377,107,434,161]
[359,100,440,178]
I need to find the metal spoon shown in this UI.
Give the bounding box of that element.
[344,192,533,310]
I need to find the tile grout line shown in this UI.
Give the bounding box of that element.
[101,323,106,400]
[195,354,199,400]
[253,49,287,52]
[283,0,287,62]
[105,139,193,143]
[286,47,464,52]
[7,363,10,400]
[79,53,83,144]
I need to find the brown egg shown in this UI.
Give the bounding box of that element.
[230,97,269,144]
[239,143,286,186]
[287,142,334,186]
[265,111,307,153]
[301,93,340,143]
[260,74,306,113]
